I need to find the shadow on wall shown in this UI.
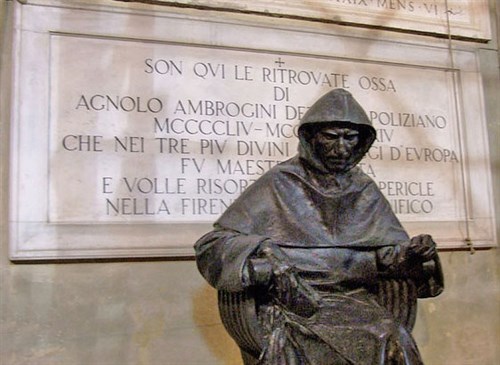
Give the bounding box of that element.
[192,283,243,365]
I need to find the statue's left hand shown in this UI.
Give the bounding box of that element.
[408,234,438,262]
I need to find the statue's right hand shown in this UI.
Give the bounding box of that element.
[257,239,280,259]
[247,257,273,286]
[256,242,301,307]
[268,257,321,318]
[247,240,291,288]
[251,240,320,317]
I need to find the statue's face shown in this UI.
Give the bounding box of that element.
[311,126,359,172]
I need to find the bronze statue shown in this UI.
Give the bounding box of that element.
[195,89,444,365]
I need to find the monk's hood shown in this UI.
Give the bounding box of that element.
[298,89,376,173]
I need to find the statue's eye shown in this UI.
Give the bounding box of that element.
[320,132,339,140]
[345,131,359,141]
[323,134,338,140]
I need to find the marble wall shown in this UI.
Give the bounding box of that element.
[8,0,497,259]
[1,1,499,364]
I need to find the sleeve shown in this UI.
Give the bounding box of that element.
[194,228,270,292]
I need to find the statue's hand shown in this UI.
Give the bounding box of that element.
[251,241,300,303]
[247,240,285,287]
[257,239,281,259]
[257,241,321,317]
[408,234,437,262]
[270,260,299,304]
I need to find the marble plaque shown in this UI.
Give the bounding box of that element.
[131,0,492,40]
[9,0,496,259]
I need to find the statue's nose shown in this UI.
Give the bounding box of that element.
[336,138,350,157]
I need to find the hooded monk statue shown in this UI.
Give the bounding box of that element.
[194,89,444,365]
